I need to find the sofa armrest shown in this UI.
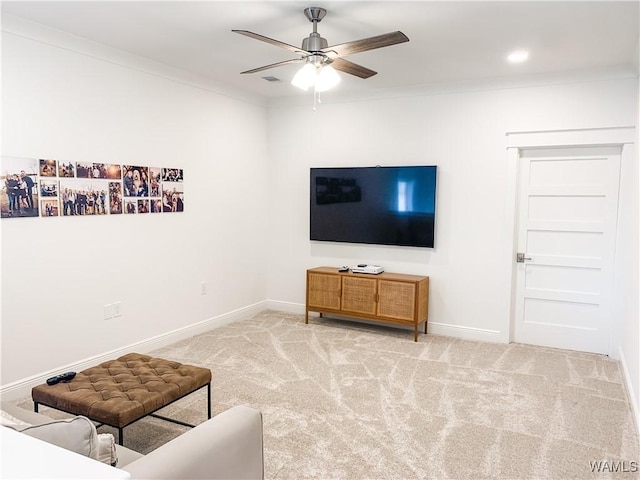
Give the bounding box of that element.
[122,405,264,480]
[1,401,52,426]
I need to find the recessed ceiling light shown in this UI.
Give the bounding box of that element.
[507,50,529,63]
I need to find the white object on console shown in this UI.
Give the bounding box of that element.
[351,265,384,274]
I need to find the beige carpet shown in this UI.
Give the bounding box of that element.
[21,310,639,479]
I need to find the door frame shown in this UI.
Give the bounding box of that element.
[505,126,636,356]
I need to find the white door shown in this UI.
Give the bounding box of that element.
[513,146,621,354]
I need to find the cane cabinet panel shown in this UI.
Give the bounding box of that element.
[377,280,416,321]
[307,271,341,311]
[341,276,378,316]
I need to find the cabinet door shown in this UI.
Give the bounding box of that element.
[341,276,377,315]
[307,272,341,310]
[377,280,416,321]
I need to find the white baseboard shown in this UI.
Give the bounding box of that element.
[618,346,640,438]
[0,301,267,402]
[427,321,504,343]
[275,301,505,344]
[265,300,305,314]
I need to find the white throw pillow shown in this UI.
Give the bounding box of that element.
[14,416,99,459]
[9,416,118,466]
[97,432,119,466]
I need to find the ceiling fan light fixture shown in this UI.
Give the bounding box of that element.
[507,50,529,63]
[291,62,317,91]
[291,61,341,92]
[315,64,340,92]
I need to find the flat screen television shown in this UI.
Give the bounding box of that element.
[310,165,437,248]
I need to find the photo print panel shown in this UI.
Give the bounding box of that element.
[58,161,75,178]
[89,163,121,180]
[1,157,40,218]
[124,198,137,214]
[108,182,123,214]
[137,199,150,214]
[149,167,162,197]
[76,162,93,179]
[39,159,57,177]
[59,178,109,216]
[123,165,149,197]
[41,199,59,217]
[105,164,122,180]
[150,198,163,213]
[162,168,183,182]
[162,182,184,212]
[40,179,58,198]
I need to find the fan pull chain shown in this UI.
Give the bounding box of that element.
[313,84,318,111]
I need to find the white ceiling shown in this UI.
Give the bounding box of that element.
[2,1,639,99]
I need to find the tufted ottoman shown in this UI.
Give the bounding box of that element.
[31,353,212,445]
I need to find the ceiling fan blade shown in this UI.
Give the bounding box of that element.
[232,30,308,55]
[330,58,377,79]
[240,58,305,75]
[323,31,409,58]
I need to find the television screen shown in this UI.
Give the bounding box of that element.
[310,166,437,248]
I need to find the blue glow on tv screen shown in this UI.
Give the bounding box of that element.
[310,166,437,248]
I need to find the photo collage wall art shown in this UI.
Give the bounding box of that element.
[1,157,184,219]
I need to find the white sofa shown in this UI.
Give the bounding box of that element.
[1,402,264,479]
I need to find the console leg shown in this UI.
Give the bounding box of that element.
[424,320,428,334]
[305,310,309,324]
[414,325,418,342]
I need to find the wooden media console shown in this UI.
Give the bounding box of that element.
[305,266,429,341]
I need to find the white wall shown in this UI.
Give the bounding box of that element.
[614,75,640,427]
[266,77,638,347]
[1,25,270,386]
[615,137,639,427]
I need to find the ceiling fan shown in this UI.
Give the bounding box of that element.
[232,7,409,85]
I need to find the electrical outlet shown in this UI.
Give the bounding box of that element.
[200,282,207,295]
[104,304,113,320]
[113,301,122,317]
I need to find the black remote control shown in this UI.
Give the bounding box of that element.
[338,266,349,272]
[46,372,76,385]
